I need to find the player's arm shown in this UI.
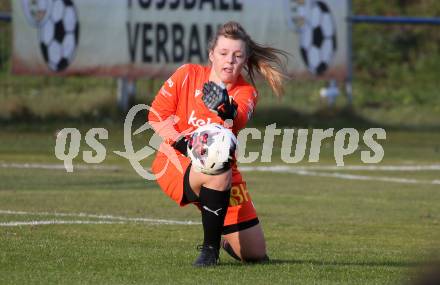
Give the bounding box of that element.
[231,87,258,131]
[148,64,189,145]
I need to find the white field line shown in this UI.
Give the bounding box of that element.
[0,210,201,226]
[240,164,440,172]
[0,162,120,171]
[240,166,440,185]
[0,220,126,227]
[2,162,440,172]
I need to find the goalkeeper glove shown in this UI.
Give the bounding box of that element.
[202,81,237,121]
[171,136,189,156]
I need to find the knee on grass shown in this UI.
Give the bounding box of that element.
[242,254,270,263]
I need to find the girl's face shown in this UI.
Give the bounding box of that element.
[209,36,247,86]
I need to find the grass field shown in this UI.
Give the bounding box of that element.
[1,123,439,285]
[2,2,440,283]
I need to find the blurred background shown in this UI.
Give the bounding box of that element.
[1,0,439,130]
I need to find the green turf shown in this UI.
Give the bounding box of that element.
[1,126,439,285]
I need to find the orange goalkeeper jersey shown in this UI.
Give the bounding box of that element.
[148,64,258,184]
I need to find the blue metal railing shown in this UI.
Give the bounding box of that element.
[349,15,440,25]
[0,12,11,22]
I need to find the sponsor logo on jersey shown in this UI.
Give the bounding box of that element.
[167,78,174,88]
[188,110,212,127]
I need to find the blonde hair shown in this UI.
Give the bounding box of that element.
[208,21,289,97]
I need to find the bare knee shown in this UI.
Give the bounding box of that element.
[230,241,267,263]
[242,251,269,263]
[189,166,232,194]
[224,224,268,262]
[201,168,232,191]
[240,242,267,262]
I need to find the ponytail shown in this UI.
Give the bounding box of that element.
[209,21,289,97]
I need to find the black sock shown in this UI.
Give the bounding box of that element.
[199,186,230,250]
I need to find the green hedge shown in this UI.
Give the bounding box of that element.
[353,0,440,106]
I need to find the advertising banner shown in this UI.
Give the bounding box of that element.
[13,0,348,79]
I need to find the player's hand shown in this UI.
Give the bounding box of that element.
[202,81,237,121]
[171,136,189,156]
[202,81,228,110]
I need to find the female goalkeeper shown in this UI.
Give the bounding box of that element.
[148,21,288,267]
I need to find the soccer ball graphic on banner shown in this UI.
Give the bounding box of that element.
[38,0,79,72]
[299,0,337,75]
[187,124,237,175]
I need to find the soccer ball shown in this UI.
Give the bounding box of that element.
[187,124,237,175]
[299,0,337,75]
[38,0,79,72]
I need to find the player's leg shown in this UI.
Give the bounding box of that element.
[153,150,233,266]
[186,165,232,266]
[222,223,268,262]
[188,165,232,195]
